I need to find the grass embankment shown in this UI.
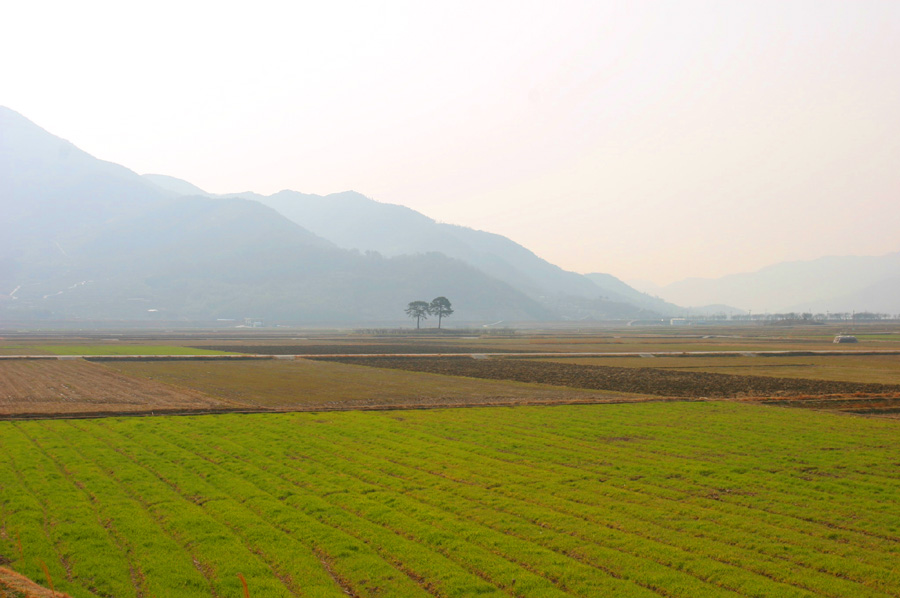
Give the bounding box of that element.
[1,402,899,597]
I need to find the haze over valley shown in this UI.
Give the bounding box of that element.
[2,6,900,597]
[2,105,897,325]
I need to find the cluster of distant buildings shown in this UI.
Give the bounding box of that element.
[670,311,897,325]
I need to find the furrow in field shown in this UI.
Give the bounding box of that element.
[78,419,345,598]
[459,413,900,578]
[199,415,824,598]
[294,412,892,598]
[384,407,900,555]
[291,416,879,598]
[485,406,900,514]
[124,417,585,598]
[148,418,661,598]
[50,418,236,597]
[451,408,900,566]
[217,420,744,598]
[439,409,900,548]
[378,410,900,591]
[62,420,287,598]
[0,427,105,598]
[88,419,441,598]
[15,423,147,598]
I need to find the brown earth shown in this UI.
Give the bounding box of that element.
[754,395,900,418]
[0,567,71,598]
[0,360,232,416]
[317,356,900,398]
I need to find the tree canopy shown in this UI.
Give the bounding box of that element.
[405,301,430,329]
[430,296,453,329]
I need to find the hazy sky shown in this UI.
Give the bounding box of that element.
[3,0,898,285]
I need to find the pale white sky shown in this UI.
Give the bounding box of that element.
[3,0,898,285]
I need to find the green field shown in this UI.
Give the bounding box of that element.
[1,402,899,597]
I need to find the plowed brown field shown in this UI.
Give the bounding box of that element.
[319,356,900,398]
[0,360,229,416]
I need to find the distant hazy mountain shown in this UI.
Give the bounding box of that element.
[250,190,606,299]
[583,273,682,314]
[656,252,900,314]
[1,107,169,260]
[143,178,676,318]
[143,173,208,197]
[1,107,550,323]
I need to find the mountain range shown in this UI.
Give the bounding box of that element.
[640,253,900,315]
[4,106,893,324]
[1,106,672,325]
[146,178,682,316]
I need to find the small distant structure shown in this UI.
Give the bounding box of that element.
[244,317,264,328]
[670,318,689,326]
[833,335,858,344]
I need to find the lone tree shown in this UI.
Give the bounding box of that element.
[405,300,430,329]
[429,296,454,329]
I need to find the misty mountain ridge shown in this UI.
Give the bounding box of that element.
[147,175,680,318]
[1,107,555,323]
[654,252,900,314]
[10,104,886,323]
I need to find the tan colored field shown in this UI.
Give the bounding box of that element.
[534,354,900,385]
[0,567,71,598]
[0,360,230,416]
[106,358,638,410]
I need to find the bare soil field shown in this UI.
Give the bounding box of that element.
[754,394,900,418]
[0,357,645,419]
[319,356,900,398]
[536,354,900,384]
[106,359,639,411]
[0,360,230,417]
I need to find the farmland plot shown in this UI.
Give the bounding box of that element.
[107,359,633,410]
[1,402,899,597]
[0,360,230,416]
[320,356,900,398]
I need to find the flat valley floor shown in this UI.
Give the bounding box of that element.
[1,324,899,596]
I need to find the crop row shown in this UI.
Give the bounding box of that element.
[0,402,898,597]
